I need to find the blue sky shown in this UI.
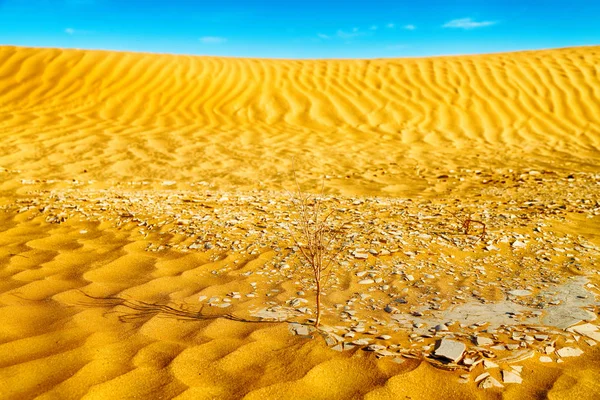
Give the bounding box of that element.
[1,0,599,58]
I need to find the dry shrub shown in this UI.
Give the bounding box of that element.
[286,172,348,328]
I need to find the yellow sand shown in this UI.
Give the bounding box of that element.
[1,45,599,195]
[0,45,599,399]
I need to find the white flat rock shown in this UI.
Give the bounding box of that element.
[508,289,532,296]
[556,347,584,358]
[474,336,494,346]
[511,240,527,249]
[568,323,600,342]
[288,323,311,336]
[479,376,504,389]
[502,370,523,384]
[433,338,466,363]
[475,372,490,383]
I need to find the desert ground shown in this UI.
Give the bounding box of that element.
[0,45,599,399]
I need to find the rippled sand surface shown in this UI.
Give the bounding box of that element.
[0,45,599,399]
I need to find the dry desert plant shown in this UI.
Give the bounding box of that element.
[449,209,487,240]
[286,172,348,328]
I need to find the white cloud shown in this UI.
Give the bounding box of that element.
[64,27,94,35]
[370,25,378,31]
[199,36,228,44]
[336,29,363,39]
[318,27,372,41]
[403,24,416,31]
[386,23,395,29]
[442,18,496,29]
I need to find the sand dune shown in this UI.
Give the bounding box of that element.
[0,46,599,196]
[1,46,600,399]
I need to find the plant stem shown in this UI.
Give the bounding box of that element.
[315,280,321,327]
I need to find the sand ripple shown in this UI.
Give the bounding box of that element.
[1,46,599,195]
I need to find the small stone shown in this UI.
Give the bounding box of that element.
[462,357,476,366]
[375,350,396,357]
[434,324,449,332]
[508,289,532,296]
[331,344,343,352]
[366,344,386,352]
[567,323,600,342]
[556,347,584,358]
[502,370,523,384]
[474,336,494,346]
[358,279,375,285]
[433,338,466,363]
[343,343,356,351]
[378,335,392,340]
[475,372,490,383]
[484,360,499,369]
[539,356,553,363]
[289,323,311,336]
[511,240,527,249]
[479,376,504,389]
[289,298,308,307]
[354,252,369,260]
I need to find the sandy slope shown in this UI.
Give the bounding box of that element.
[0,46,600,399]
[0,45,599,195]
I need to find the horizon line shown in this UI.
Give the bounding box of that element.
[1,43,598,61]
